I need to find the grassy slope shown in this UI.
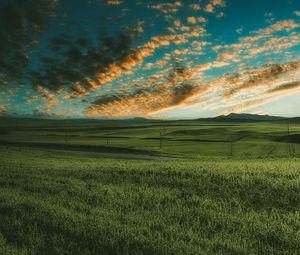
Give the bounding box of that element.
[0,146,300,255]
[1,120,300,158]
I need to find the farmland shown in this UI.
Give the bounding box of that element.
[0,118,300,254]
[0,118,299,158]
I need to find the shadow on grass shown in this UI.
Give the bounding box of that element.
[0,140,159,156]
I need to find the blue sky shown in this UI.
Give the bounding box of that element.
[0,0,300,119]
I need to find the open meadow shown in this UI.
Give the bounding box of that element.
[0,118,300,254]
[0,118,300,158]
[1,0,300,254]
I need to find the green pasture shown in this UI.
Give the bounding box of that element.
[0,119,300,254]
[0,119,299,158]
[0,146,300,254]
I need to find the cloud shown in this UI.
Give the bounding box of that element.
[35,85,60,113]
[25,0,213,100]
[165,59,300,117]
[30,30,139,94]
[235,27,243,34]
[0,0,58,85]
[2,0,298,119]
[220,96,279,115]
[204,4,214,13]
[258,19,299,35]
[187,17,197,24]
[223,61,300,97]
[187,16,207,24]
[0,104,5,114]
[189,4,201,11]
[217,51,240,62]
[197,17,207,23]
[211,0,225,6]
[86,62,208,117]
[267,81,300,94]
[204,0,225,13]
[211,20,300,65]
[148,2,183,14]
[106,0,123,5]
[86,83,207,118]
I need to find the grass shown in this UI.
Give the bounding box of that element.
[1,146,300,254]
[0,119,299,254]
[0,120,300,158]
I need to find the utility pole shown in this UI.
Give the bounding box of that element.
[65,128,68,144]
[106,131,110,145]
[287,121,291,156]
[160,131,162,149]
[229,135,233,157]
[287,121,296,156]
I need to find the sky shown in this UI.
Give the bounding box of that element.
[0,0,300,119]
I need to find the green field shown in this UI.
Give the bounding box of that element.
[0,118,299,158]
[0,119,300,254]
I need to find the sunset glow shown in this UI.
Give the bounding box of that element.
[0,0,300,118]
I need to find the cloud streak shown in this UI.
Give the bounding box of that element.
[0,0,299,118]
[267,81,300,94]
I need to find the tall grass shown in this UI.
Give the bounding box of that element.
[0,147,300,254]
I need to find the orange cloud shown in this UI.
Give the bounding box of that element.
[35,85,60,112]
[85,64,209,118]
[187,17,197,24]
[198,17,207,23]
[204,4,214,13]
[86,83,207,118]
[189,4,201,11]
[211,0,225,6]
[106,0,123,5]
[0,104,5,113]
[204,0,225,13]
[259,19,299,35]
[148,2,183,14]
[267,81,300,94]
[212,21,300,64]
[223,61,300,98]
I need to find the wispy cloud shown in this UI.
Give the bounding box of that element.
[0,104,5,114]
[267,80,300,94]
[1,0,299,118]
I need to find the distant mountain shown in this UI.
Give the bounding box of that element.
[281,117,300,123]
[0,116,164,124]
[1,113,297,124]
[212,113,286,122]
[121,117,164,123]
